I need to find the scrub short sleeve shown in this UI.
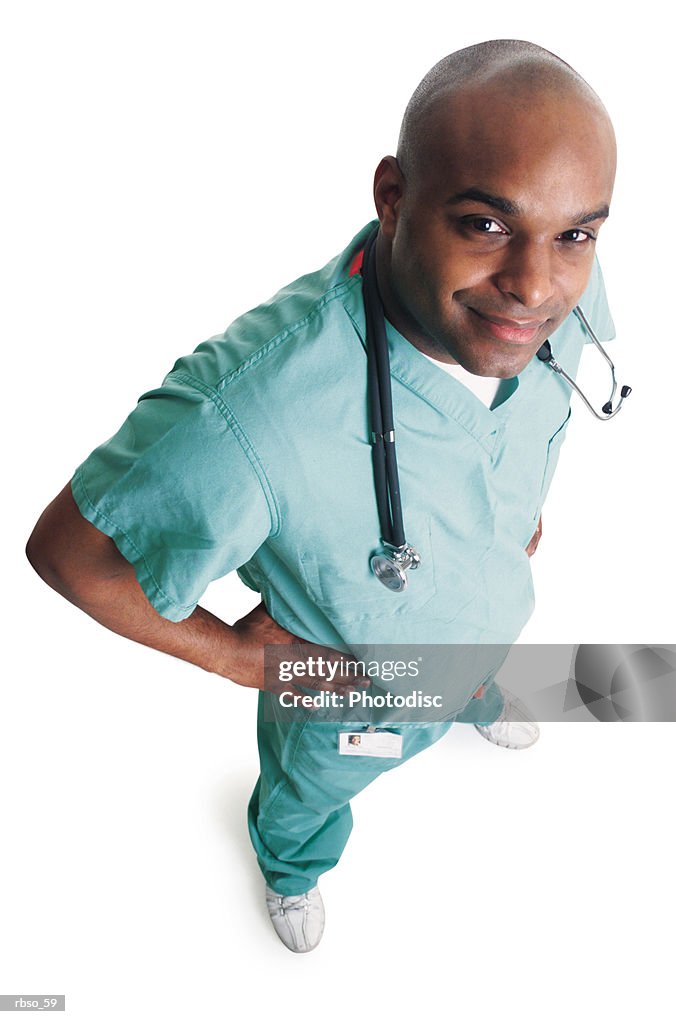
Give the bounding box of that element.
[579,255,616,343]
[71,373,274,622]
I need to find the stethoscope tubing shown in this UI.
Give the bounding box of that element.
[363,228,405,549]
[361,226,630,586]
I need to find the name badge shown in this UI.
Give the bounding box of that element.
[338,730,403,759]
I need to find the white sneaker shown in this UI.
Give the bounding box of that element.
[265,885,325,953]
[474,688,540,749]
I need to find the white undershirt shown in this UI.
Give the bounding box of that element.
[421,352,503,408]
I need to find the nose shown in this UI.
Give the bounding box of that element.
[494,239,555,311]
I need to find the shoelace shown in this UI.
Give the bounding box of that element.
[271,894,311,917]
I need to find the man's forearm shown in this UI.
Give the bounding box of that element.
[31,547,251,681]
[27,485,360,694]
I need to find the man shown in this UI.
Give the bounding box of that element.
[26,39,617,953]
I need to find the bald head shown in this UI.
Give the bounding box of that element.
[397,40,614,187]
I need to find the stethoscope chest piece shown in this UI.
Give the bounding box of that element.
[370,543,422,592]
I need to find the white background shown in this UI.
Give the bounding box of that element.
[2,2,674,1022]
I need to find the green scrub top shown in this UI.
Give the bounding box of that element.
[71,220,614,678]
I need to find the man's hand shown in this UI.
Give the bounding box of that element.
[525,516,543,558]
[231,602,370,697]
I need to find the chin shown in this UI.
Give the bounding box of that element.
[462,342,540,379]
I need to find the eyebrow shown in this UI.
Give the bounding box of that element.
[446,188,610,225]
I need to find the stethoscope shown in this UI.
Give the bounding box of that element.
[361,227,632,593]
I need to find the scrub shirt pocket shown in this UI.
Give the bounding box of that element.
[532,407,572,523]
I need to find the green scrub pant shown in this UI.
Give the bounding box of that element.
[247,681,504,895]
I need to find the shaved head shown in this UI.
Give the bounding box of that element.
[397,39,613,188]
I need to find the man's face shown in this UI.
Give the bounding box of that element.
[377,84,617,378]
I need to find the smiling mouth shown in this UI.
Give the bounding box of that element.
[468,307,547,345]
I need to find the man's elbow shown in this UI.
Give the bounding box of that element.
[26,519,73,596]
[25,483,119,601]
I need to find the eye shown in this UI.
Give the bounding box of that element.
[559,228,596,244]
[469,217,507,234]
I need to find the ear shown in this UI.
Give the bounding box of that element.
[373,156,405,241]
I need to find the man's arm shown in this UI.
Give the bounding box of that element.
[25,484,308,690]
[526,516,543,558]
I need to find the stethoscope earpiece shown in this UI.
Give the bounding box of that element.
[538,308,631,421]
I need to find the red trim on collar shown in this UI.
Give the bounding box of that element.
[349,249,365,278]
